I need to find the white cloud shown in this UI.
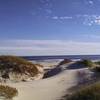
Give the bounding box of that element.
[52,16,72,20]
[52,14,100,26]
[0,40,100,56]
[77,14,100,26]
[84,0,94,5]
[52,16,58,19]
[94,19,100,25]
[59,16,72,20]
[88,0,94,5]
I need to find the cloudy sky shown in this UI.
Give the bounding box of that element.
[0,0,100,55]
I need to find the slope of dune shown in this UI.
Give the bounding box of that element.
[6,62,94,100]
[0,56,44,82]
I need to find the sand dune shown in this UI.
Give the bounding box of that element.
[6,63,93,100]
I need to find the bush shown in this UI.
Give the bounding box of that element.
[95,61,100,65]
[79,59,94,68]
[0,85,18,99]
[92,61,100,72]
[0,56,39,78]
[62,83,100,100]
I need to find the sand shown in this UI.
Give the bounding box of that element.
[6,63,92,100]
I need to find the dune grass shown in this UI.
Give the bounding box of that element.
[95,61,100,65]
[78,59,95,68]
[0,85,18,100]
[0,56,39,78]
[61,82,100,100]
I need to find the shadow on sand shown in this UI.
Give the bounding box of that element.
[60,70,100,100]
[43,67,62,78]
[67,62,85,70]
[43,62,86,78]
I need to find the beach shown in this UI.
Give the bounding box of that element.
[5,61,94,100]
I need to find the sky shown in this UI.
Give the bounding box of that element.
[1,0,100,55]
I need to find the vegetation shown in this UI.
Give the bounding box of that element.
[62,82,100,100]
[78,59,100,73]
[78,59,94,68]
[95,61,100,65]
[0,85,18,100]
[91,61,100,72]
[0,56,39,79]
[60,59,100,100]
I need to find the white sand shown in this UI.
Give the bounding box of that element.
[6,63,91,100]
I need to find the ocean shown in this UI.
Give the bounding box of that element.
[22,55,100,61]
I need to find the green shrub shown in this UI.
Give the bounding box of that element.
[79,59,94,68]
[95,61,100,65]
[91,61,100,72]
[62,83,100,100]
[0,85,18,99]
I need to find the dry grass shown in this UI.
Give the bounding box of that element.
[0,85,18,100]
[62,82,100,100]
[0,56,39,78]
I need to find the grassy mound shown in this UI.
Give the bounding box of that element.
[0,85,18,99]
[78,59,95,68]
[0,56,39,79]
[62,82,100,100]
[95,61,100,65]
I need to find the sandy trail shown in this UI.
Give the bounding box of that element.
[6,63,87,100]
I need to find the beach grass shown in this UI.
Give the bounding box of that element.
[62,82,100,100]
[0,85,18,100]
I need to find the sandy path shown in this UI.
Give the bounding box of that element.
[6,68,80,100]
[5,62,89,100]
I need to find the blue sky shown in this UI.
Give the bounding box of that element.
[1,0,100,55]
